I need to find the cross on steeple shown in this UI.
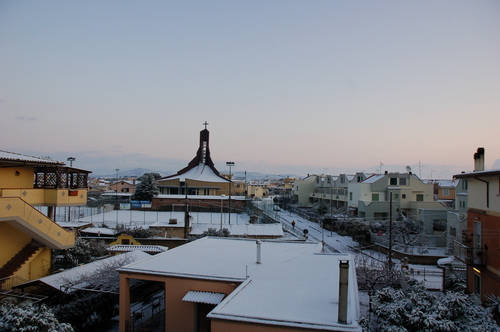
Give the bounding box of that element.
[203,121,209,130]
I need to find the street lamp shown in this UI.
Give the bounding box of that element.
[115,168,120,225]
[67,157,76,167]
[226,161,235,224]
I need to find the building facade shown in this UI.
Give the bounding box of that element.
[454,148,500,301]
[0,150,90,289]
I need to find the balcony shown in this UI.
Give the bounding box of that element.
[34,166,89,189]
[0,166,89,206]
[453,240,487,266]
[0,188,87,206]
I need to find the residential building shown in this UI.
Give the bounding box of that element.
[454,148,500,301]
[446,178,468,253]
[109,180,139,194]
[247,184,269,198]
[349,172,446,220]
[0,150,90,288]
[119,237,360,332]
[292,174,321,207]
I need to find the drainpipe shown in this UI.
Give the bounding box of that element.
[256,240,262,264]
[475,177,489,209]
[338,260,349,324]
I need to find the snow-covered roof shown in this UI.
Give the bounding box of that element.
[182,291,225,305]
[362,174,385,184]
[155,194,246,200]
[209,253,360,331]
[27,251,151,293]
[80,227,116,236]
[107,245,168,253]
[56,221,92,229]
[190,223,283,237]
[162,164,230,183]
[120,238,360,331]
[0,150,64,165]
[120,237,320,281]
[454,168,500,178]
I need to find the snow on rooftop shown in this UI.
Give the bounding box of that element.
[190,223,283,237]
[163,164,229,183]
[362,174,385,184]
[107,244,168,253]
[0,150,63,165]
[80,227,116,236]
[209,253,360,331]
[30,251,151,293]
[56,221,92,228]
[120,237,321,281]
[121,237,360,331]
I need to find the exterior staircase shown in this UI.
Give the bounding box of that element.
[0,240,42,281]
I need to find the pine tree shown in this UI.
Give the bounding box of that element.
[133,173,159,201]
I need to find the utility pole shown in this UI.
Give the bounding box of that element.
[226,161,235,224]
[184,181,189,238]
[115,168,119,225]
[388,191,393,271]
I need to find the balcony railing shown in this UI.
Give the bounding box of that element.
[453,240,487,266]
[34,166,89,189]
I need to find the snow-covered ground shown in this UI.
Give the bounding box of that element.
[77,210,251,228]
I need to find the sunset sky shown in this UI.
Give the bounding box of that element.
[1,1,499,177]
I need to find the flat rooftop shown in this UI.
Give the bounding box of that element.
[120,237,361,331]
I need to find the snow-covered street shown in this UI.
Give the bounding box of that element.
[255,199,444,290]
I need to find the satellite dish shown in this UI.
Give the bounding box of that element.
[406,166,412,173]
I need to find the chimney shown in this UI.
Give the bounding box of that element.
[338,260,349,324]
[473,147,485,172]
[256,240,262,264]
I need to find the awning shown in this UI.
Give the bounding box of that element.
[182,291,225,305]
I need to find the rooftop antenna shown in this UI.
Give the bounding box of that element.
[379,162,383,174]
[406,165,411,173]
[418,161,422,178]
[203,121,209,130]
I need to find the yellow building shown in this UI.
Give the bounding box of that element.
[247,184,269,198]
[0,150,90,289]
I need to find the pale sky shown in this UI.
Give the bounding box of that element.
[1,1,499,177]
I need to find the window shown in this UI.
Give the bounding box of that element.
[402,194,406,199]
[349,192,353,200]
[393,193,399,200]
[390,178,397,185]
[399,177,407,186]
[462,179,468,190]
[416,194,424,201]
[372,193,379,201]
[443,188,449,196]
[449,227,456,236]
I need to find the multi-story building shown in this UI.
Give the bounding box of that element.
[292,174,321,207]
[348,172,447,220]
[454,148,500,301]
[0,151,90,288]
[109,179,139,194]
[247,184,269,198]
[446,178,468,253]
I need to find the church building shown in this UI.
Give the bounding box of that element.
[152,124,245,210]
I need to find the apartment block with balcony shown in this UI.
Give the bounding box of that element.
[446,178,468,253]
[0,150,90,289]
[350,172,446,220]
[454,148,500,301]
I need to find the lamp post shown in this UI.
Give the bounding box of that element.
[226,161,235,224]
[67,157,76,167]
[115,168,119,225]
